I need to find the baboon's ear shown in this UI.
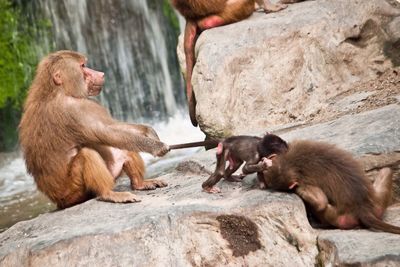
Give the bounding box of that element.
[53,70,62,85]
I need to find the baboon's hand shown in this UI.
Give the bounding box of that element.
[153,143,170,157]
[260,157,273,169]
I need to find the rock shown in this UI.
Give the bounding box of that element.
[1,105,400,266]
[279,104,400,155]
[334,91,375,112]
[177,0,400,137]
[317,206,400,266]
[0,165,318,266]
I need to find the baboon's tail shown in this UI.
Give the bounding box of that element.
[169,139,220,150]
[359,213,400,234]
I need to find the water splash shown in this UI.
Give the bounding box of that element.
[0,157,35,200]
[141,111,206,165]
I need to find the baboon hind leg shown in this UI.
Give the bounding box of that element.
[124,151,167,191]
[202,150,227,193]
[296,185,341,227]
[61,148,140,208]
[224,159,244,182]
[373,167,393,217]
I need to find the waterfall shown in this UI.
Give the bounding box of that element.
[22,0,185,122]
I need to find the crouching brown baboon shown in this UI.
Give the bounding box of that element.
[259,134,399,234]
[19,50,170,209]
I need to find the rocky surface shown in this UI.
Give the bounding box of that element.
[317,208,400,267]
[0,156,318,266]
[279,104,400,155]
[1,104,399,266]
[177,0,400,137]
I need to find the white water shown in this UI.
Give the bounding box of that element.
[0,157,34,201]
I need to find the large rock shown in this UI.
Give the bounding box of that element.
[0,105,399,266]
[280,104,400,155]
[177,0,400,137]
[0,156,318,266]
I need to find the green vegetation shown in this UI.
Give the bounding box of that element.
[0,0,51,151]
[162,0,180,33]
[0,0,35,108]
